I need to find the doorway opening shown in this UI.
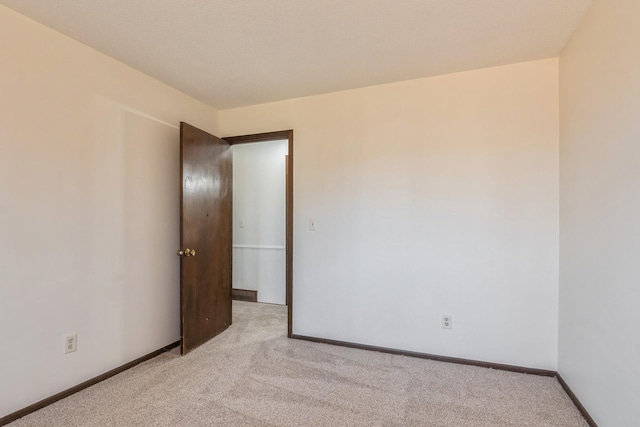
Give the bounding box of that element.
[230,140,286,304]
[225,131,293,338]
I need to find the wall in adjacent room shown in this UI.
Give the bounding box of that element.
[559,0,640,425]
[220,58,560,370]
[0,6,218,417]
[232,140,288,304]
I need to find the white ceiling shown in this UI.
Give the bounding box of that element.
[1,0,593,109]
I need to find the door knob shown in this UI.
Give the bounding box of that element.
[177,248,196,257]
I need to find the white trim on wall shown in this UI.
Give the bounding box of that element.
[233,244,286,250]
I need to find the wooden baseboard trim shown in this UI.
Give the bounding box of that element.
[556,374,598,427]
[231,288,258,302]
[0,341,180,426]
[291,334,555,376]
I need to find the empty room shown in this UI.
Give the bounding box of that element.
[0,1,638,426]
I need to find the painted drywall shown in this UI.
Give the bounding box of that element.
[0,7,218,417]
[220,58,560,370]
[559,0,640,425]
[232,140,288,304]
[232,141,288,247]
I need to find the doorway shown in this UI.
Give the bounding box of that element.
[231,139,288,305]
[179,125,293,355]
[225,131,293,338]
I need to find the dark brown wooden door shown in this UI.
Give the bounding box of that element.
[180,122,232,354]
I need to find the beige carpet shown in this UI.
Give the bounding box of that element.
[10,301,587,426]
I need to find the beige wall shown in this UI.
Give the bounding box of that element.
[221,58,560,369]
[0,6,218,417]
[559,0,640,425]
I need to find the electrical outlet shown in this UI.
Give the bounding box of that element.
[65,334,77,354]
[239,219,245,228]
[442,315,452,329]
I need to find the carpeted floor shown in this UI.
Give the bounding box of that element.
[10,301,587,426]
